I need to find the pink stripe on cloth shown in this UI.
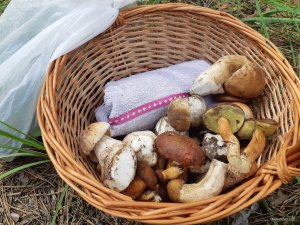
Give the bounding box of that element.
[109,93,189,126]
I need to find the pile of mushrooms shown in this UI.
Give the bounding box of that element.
[79,55,279,203]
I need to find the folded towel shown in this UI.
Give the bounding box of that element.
[95,60,211,137]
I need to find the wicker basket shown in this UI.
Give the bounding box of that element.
[37,3,300,224]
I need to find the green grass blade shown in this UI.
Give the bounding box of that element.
[296,177,300,184]
[0,129,45,150]
[0,160,50,181]
[255,0,269,38]
[0,120,44,145]
[51,184,69,225]
[0,153,39,159]
[241,17,300,23]
[0,144,48,158]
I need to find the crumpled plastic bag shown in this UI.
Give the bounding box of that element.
[0,0,136,160]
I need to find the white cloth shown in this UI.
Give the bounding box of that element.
[95,60,211,137]
[0,0,136,159]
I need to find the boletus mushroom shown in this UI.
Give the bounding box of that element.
[167,96,207,131]
[155,131,205,169]
[224,62,266,99]
[202,133,227,162]
[123,131,157,166]
[79,122,137,192]
[155,116,188,136]
[167,159,228,202]
[190,55,249,96]
[237,118,278,139]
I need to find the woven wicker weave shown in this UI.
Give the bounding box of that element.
[37,3,300,224]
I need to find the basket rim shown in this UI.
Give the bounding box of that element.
[37,3,300,224]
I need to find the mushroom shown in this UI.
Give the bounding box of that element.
[138,190,156,201]
[189,159,211,174]
[166,159,228,202]
[237,119,278,139]
[121,178,146,200]
[123,131,157,166]
[167,96,207,131]
[218,117,266,173]
[203,104,245,134]
[203,104,265,173]
[155,116,188,136]
[202,133,227,162]
[232,102,254,119]
[224,162,258,190]
[79,122,137,192]
[190,55,248,96]
[213,94,249,103]
[136,161,157,190]
[155,131,205,169]
[224,62,266,99]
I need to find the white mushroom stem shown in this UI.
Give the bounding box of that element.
[95,136,137,192]
[190,55,248,96]
[123,131,157,166]
[168,159,227,202]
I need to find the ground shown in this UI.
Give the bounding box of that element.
[0,0,299,224]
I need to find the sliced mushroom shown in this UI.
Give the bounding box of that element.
[79,122,137,192]
[155,131,205,169]
[224,62,266,99]
[123,131,157,166]
[190,55,248,96]
[155,117,188,136]
[167,159,228,202]
[167,96,207,131]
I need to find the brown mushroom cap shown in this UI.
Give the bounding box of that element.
[167,98,191,131]
[121,178,146,200]
[237,119,278,139]
[224,63,266,99]
[203,104,245,133]
[213,94,250,103]
[155,132,205,168]
[136,162,157,190]
[79,122,111,156]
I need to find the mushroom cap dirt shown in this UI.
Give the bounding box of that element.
[203,104,245,133]
[79,122,111,156]
[237,118,278,139]
[155,131,205,168]
[123,131,157,166]
[224,62,266,99]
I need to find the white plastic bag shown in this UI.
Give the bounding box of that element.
[0,0,136,160]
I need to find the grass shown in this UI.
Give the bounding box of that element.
[0,0,300,224]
